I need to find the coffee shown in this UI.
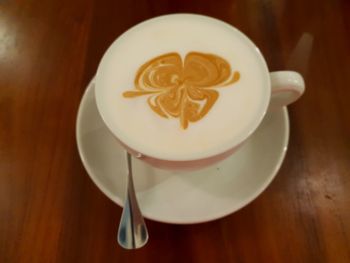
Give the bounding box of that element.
[95,14,269,160]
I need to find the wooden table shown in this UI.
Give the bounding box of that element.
[1,0,350,262]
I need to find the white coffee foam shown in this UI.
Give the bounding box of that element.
[96,14,270,160]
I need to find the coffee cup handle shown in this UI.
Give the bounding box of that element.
[269,71,305,109]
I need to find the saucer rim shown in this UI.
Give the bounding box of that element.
[76,79,289,224]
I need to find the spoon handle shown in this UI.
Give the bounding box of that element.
[117,152,149,249]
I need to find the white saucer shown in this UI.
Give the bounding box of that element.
[76,80,289,224]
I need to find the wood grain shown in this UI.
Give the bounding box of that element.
[1,0,349,262]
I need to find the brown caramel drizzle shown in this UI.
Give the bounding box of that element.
[123,52,240,129]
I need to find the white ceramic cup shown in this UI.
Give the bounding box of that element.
[95,14,305,171]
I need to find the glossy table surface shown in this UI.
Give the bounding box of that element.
[1,0,350,262]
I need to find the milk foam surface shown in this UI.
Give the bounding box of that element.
[95,14,270,160]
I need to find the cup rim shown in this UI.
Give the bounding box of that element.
[95,13,271,161]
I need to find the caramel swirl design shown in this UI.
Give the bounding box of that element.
[123,52,240,129]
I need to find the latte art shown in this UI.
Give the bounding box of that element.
[123,52,240,129]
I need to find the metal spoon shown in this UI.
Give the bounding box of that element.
[117,152,149,249]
